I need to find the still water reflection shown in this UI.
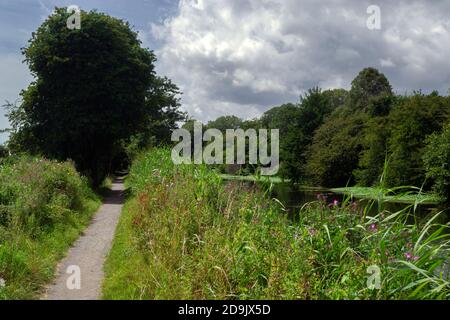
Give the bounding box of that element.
[269,183,442,220]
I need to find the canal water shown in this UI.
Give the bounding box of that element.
[268,182,443,219]
[222,176,446,220]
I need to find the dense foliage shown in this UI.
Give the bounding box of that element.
[305,68,393,187]
[0,157,100,299]
[305,110,368,187]
[423,123,450,204]
[386,93,450,188]
[0,145,7,159]
[103,149,449,299]
[261,88,346,180]
[1,4,446,303]
[348,67,393,111]
[197,88,347,180]
[199,68,449,200]
[5,8,184,185]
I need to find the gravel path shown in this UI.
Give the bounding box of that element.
[43,178,125,300]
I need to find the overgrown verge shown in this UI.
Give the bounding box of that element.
[103,148,449,299]
[0,157,101,299]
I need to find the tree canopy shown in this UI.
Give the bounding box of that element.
[423,123,450,204]
[6,8,184,184]
[0,144,8,159]
[348,67,393,112]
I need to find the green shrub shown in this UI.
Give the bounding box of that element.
[0,157,96,234]
[423,123,450,204]
[0,157,100,299]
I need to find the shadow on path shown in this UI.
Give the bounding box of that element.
[103,178,126,205]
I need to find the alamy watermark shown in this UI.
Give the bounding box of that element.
[171,122,279,176]
[366,5,381,30]
[367,265,381,290]
[66,265,81,290]
[67,5,81,30]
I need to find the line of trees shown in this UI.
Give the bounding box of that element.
[190,68,450,203]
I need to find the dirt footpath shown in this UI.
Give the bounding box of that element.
[43,178,125,300]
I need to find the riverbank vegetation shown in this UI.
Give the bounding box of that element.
[0,157,101,299]
[103,149,449,299]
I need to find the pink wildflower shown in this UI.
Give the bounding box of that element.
[369,223,378,232]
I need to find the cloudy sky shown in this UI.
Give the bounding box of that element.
[1,0,450,143]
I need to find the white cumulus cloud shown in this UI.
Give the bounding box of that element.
[149,0,450,122]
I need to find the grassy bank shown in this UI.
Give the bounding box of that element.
[0,157,101,299]
[103,148,449,299]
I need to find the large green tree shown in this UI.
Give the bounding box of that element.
[305,68,392,187]
[386,92,450,187]
[305,110,368,187]
[354,94,396,186]
[261,103,302,178]
[206,115,244,131]
[0,144,8,159]
[6,8,183,184]
[423,123,450,204]
[348,67,393,112]
[260,88,346,180]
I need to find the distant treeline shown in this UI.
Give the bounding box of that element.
[184,68,450,203]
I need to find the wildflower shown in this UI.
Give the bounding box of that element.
[405,252,419,261]
[316,194,328,202]
[328,199,339,208]
[369,223,378,232]
[308,228,318,237]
